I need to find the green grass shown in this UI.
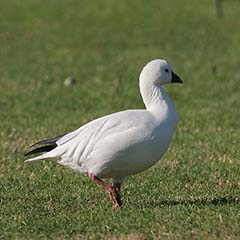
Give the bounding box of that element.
[1,0,240,239]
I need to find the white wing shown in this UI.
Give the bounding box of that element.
[26,109,173,178]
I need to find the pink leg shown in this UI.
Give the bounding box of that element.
[112,183,122,207]
[88,173,122,208]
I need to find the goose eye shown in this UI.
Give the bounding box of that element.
[165,69,169,73]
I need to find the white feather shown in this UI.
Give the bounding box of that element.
[25,59,181,182]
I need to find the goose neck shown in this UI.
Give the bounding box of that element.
[140,84,169,111]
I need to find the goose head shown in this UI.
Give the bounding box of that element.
[139,59,183,86]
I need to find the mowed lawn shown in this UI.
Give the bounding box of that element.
[0,0,240,239]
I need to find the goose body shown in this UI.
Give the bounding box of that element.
[25,59,183,208]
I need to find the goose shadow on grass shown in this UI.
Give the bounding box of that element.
[129,196,240,208]
[158,196,240,206]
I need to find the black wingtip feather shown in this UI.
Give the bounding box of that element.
[26,134,64,157]
[30,135,64,148]
[25,144,57,156]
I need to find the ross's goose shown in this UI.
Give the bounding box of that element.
[25,59,183,208]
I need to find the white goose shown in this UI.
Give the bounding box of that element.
[25,59,183,208]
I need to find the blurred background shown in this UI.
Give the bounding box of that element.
[0,0,240,239]
[1,1,239,130]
